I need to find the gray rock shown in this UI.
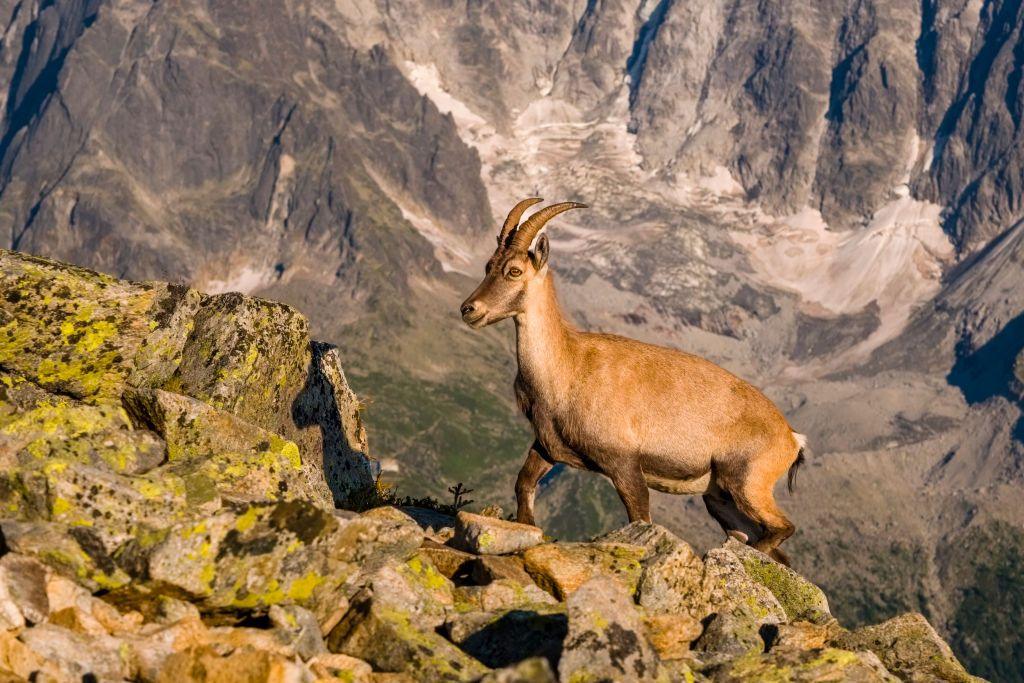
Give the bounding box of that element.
[694,610,766,661]
[701,546,787,626]
[453,511,544,555]
[269,604,327,661]
[327,589,488,682]
[558,576,667,683]
[18,623,133,681]
[0,554,48,625]
[722,539,830,622]
[599,522,706,618]
[832,613,981,683]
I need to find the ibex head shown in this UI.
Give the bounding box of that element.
[460,198,587,328]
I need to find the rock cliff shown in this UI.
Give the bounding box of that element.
[0,249,982,682]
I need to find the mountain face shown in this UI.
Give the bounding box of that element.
[1,0,1022,679]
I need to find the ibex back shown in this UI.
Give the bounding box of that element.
[460,199,805,564]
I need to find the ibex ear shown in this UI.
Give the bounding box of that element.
[531,233,550,271]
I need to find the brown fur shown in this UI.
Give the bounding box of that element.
[460,202,804,563]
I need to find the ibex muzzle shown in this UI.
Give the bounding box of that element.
[461,199,806,565]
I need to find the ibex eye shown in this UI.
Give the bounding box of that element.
[508,267,522,278]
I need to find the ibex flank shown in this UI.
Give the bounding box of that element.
[460,198,806,564]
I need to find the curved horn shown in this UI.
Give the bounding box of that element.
[497,197,544,247]
[510,201,588,251]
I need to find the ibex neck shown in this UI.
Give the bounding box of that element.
[514,273,574,391]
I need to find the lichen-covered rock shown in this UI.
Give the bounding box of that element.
[600,522,706,618]
[479,657,557,683]
[124,387,324,504]
[522,542,646,600]
[558,576,668,683]
[359,558,455,630]
[446,606,567,670]
[708,647,898,682]
[113,500,421,620]
[18,623,134,681]
[701,545,787,625]
[694,609,767,660]
[0,381,165,476]
[327,590,488,681]
[832,613,982,683]
[453,579,559,613]
[0,250,201,400]
[0,519,131,592]
[453,511,544,555]
[723,538,830,622]
[160,293,374,505]
[0,249,374,509]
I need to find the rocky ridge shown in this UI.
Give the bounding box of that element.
[0,249,983,681]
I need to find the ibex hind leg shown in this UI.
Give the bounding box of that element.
[720,447,797,565]
[703,483,761,544]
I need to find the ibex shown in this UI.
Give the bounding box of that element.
[460,199,806,563]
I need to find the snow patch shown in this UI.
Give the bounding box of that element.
[404,61,491,135]
[204,265,277,295]
[732,196,953,351]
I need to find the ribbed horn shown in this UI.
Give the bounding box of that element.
[497,197,544,247]
[510,201,588,251]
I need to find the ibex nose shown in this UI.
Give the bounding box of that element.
[460,302,476,317]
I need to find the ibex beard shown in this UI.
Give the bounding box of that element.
[460,198,806,565]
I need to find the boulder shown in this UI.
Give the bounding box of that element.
[642,612,704,661]
[453,579,559,613]
[269,604,327,661]
[446,607,567,669]
[522,542,646,600]
[701,545,787,625]
[832,613,981,683]
[0,384,165,476]
[722,538,830,622]
[0,519,131,592]
[124,387,324,503]
[453,512,543,555]
[359,558,455,630]
[558,576,668,683]
[327,590,488,681]
[0,249,375,509]
[0,251,200,400]
[114,500,421,619]
[0,555,48,625]
[708,647,898,682]
[18,623,134,681]
[600,522,706,617]
[693,609,767,660]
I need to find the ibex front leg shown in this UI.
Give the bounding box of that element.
[607,459,651,523]
[515,441,552,526]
